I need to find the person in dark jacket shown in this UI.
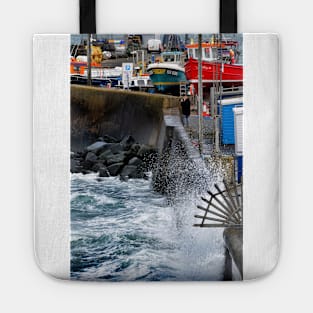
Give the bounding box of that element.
[181,95,191,127]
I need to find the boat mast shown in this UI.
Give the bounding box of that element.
[198,34,204,155]
[215,33,222,153]
[87,34,92,86]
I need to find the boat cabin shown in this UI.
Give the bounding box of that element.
[161,51,184,64]
[186,42,238,63]
[130,75,153,87]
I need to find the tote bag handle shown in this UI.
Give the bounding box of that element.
[220,0,237,33]
[80,0,96,34]
[79,0,237,34]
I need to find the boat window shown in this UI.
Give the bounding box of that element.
[163,54,175,62]
[138,80,145,86]
[204,47,211,59]
[211,47,218,59]
[195,49,199,59]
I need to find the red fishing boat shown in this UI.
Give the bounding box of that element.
[184,42,243,90]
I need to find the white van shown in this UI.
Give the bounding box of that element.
[147,39,162,53]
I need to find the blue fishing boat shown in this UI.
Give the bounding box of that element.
[147,51,187,95]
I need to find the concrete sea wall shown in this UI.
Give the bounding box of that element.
[223,228,243,280]
[71,85,180,152]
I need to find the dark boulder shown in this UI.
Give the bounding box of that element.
[106,152,127,165]
[120,165,137,177]
[85,152,98,163]
[99,167,110,177]
[86,142,107,154]
[99,150,115,161]
[128,157,142,167]
[137,144,154,158]
[97,143,113,155]
[82,170,92,175]
[130,143,141,155]
[107,163,124,176]
[119,175,129,182]
[70,159,81,173]
[81,160,93,170]
[129,170,148,179]
[103,135,119,143]
[120,135,136,150]
[110,143,124,154]
[91,162,105,172]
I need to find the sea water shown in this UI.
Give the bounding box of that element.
[71,173,225,281]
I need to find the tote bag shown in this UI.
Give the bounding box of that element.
[33,0,280,281]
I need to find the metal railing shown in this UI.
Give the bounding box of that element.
[194,180,243,228]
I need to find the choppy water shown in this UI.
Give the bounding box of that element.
[71,173,225,281]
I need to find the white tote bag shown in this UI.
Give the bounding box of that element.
[33,0,280,281]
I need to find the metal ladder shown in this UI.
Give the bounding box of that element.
[179,82,187,97]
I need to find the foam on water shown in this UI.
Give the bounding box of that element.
[71,172,225,281]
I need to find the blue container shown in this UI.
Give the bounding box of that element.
[237,156,243,183]
[220,99,243,144]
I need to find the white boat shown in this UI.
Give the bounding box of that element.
[129,75,154,91]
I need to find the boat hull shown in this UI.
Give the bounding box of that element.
[148,65,187,95]
[185,58,243,89]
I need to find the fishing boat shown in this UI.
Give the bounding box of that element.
[147,51,187,95]
[70,58,122,87]
[129,75,155,92]
[184,42,243,91]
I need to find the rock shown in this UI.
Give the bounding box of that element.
[120,135,136,149]
[119,175,129,182]
[130,143,141,155]
[124,149,134,157]
[97,143,113,155]
[99,150,114,161]
[128,157,142,166]
[120,165,137,177]
[85,152,98,163]
[129,170,148,179]
[137,144,153,158]
[103,135,119,143]
[81,160,93,170]
[75,152,85,160]
[82,170,92,175]
[99,167,110,177]
[91,162,105,172]
[70,159,81,173]
[106,152,127,165]
[110,143,124,154]
[86,141,107,154]
[107,163,124,176]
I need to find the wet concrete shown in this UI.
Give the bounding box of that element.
[223,227,243,279]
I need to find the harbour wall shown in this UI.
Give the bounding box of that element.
[223,228,243,280]
[71,85,180,152]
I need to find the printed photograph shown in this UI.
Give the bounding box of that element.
[70,34,243,281]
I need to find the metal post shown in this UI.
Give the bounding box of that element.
[87,34,92,86]
[141,50,145,74]
[198,34,204,154]
[215,95,220,153]
[210,86,216,148]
